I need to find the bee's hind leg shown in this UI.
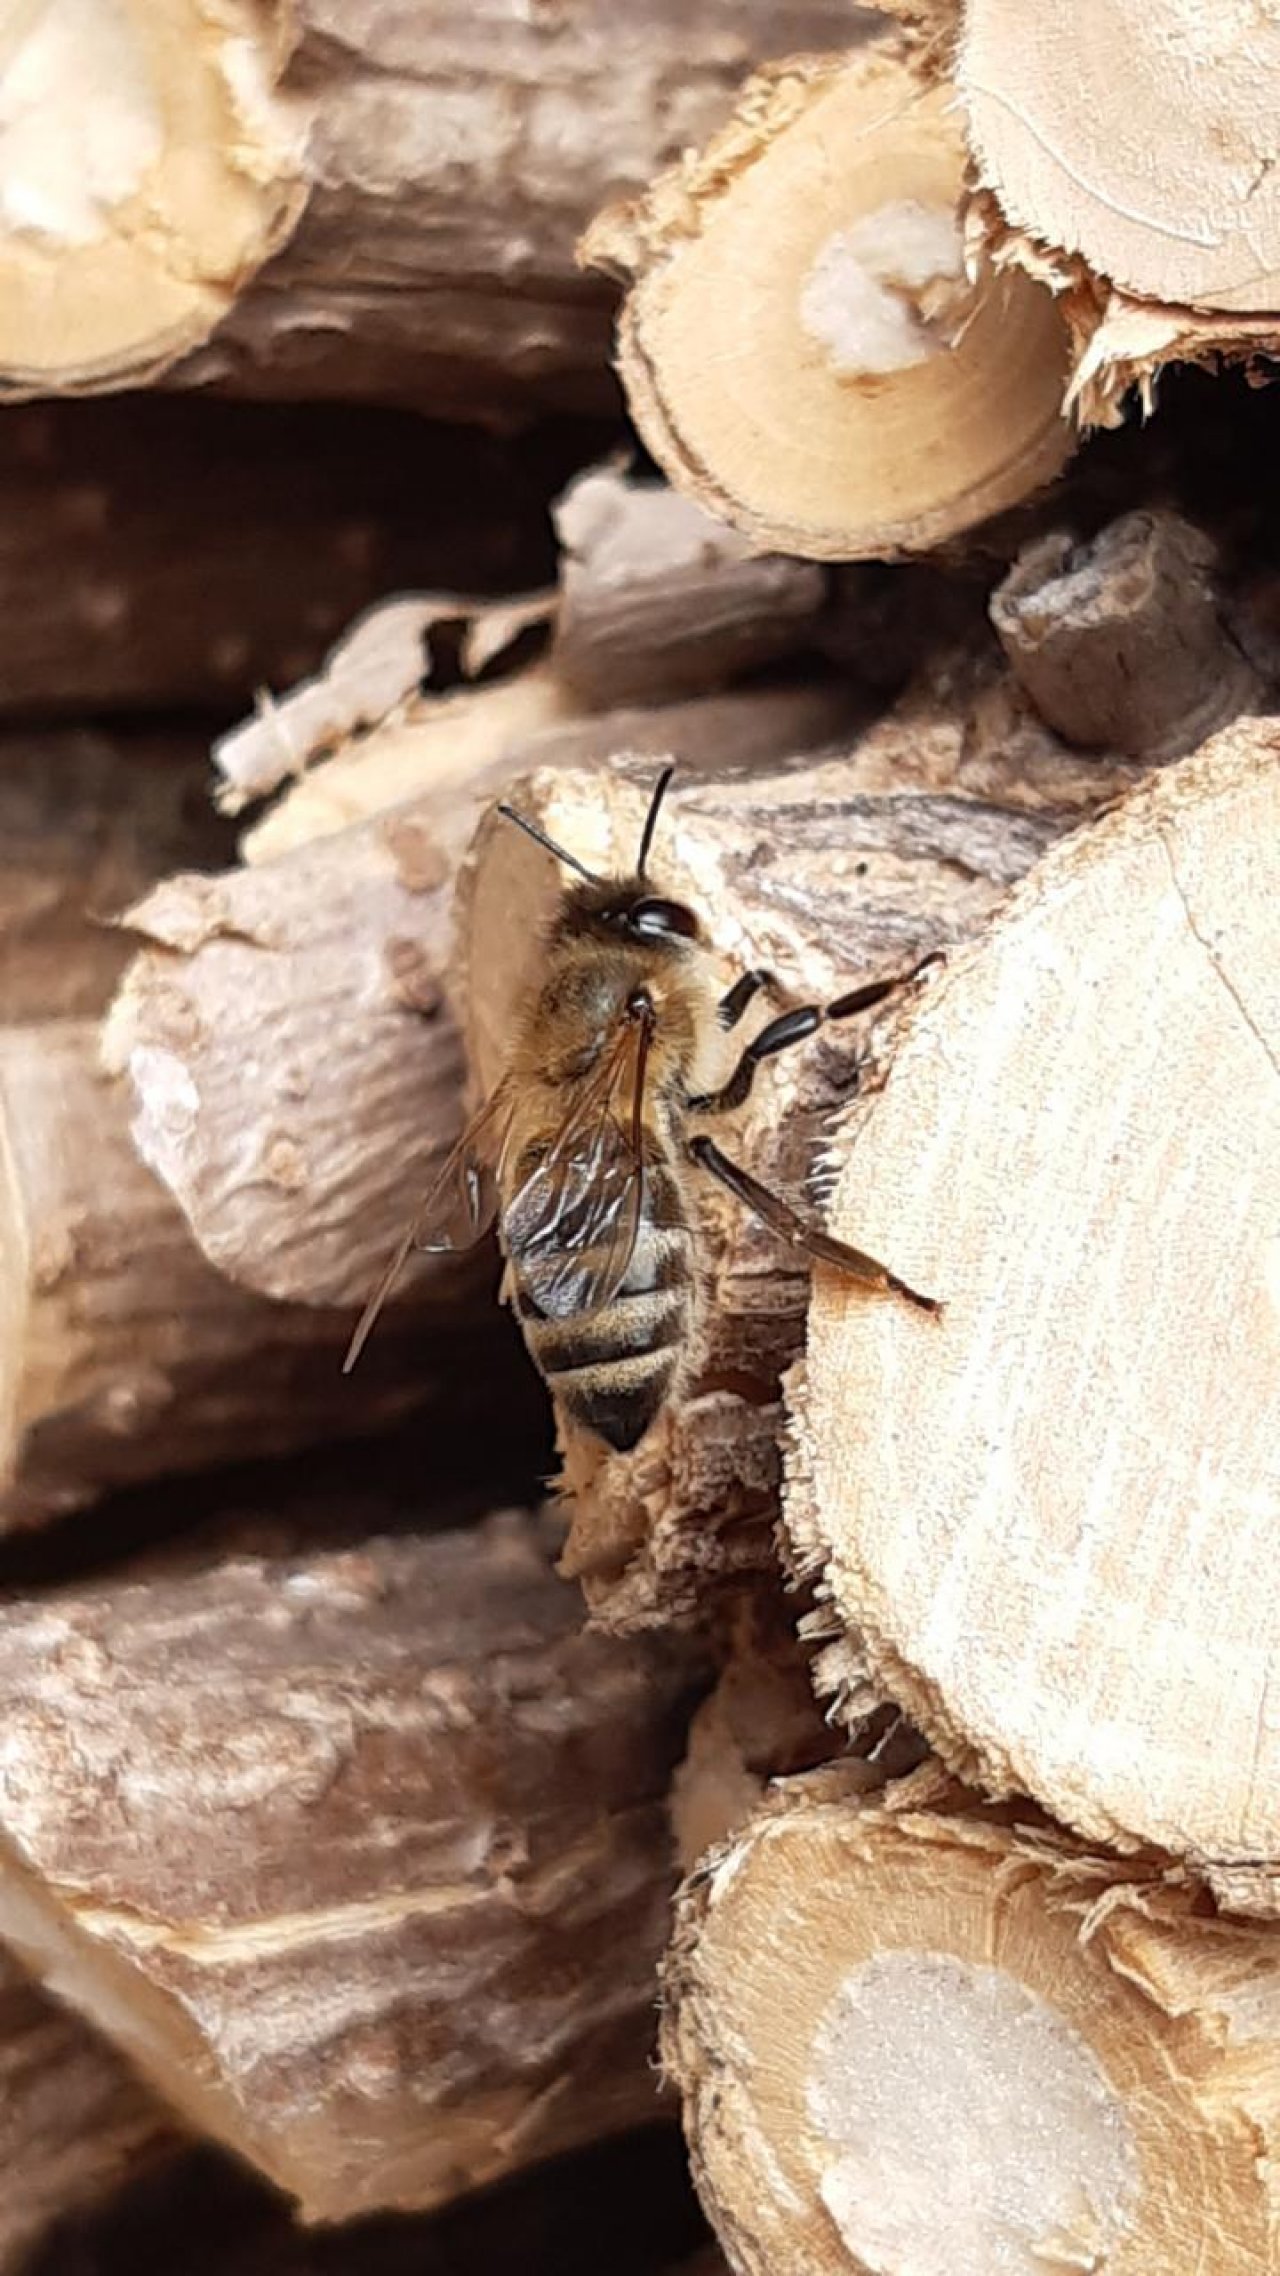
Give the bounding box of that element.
[688,1134,941,1315]
[692,951,941,1116]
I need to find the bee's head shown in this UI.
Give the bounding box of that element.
[497,763,701,949]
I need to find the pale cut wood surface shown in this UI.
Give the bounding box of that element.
[0,1513,701,2222]
[461,684,1137,1630]
[664,1768,1280,2276]
[790,716,1280,1877]
[582,39,1072,558]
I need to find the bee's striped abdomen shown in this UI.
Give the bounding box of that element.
[508,1161,694,1453]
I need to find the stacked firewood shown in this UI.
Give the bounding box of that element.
[1,5,1279,2274]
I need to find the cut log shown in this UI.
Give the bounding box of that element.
[0,1950,174,2274]
[461,698,1139,1629]
[0,397,562,715]
[0,0,861,421]
[788,717,1280,1884]
[959,0,1280,420]
[0,727,231,1022]
[0,1019,490,1531]
[551,466,827,706]
[664,1767,1280,2276]
[990,509,1261,759]
[0,1511,703,2222]
[582,38,1072,560]
[106,677,867,1313]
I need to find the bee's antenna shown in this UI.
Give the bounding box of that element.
[636,763,675,882]
[496,803,601,885]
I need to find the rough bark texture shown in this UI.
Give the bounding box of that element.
[0,1512,703,2222]
[0,398,565,716]
[0,1953,174,2274]
[0,1019,488,1531]
[990,509,1261,758]
[0,728,231,1023]
[461,679,1138,1629]
[582,39,1072,559]
[664,1766,1280,2276]
[788,717,1280,1882]
[182,1,868,423]
[107,677,867,1311]
[551,466,828,707]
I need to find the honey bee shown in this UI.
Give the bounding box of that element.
[346,766,939,1451]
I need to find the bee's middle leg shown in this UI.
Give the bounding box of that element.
[691,952,941,1116]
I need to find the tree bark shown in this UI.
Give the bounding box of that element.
[0,1020,490,1531]
[663,1765,1280,2276]
[106,676,867,1312]
[0,1953,174,2274]
[460,674,1139,1629]
[990,509,1261,758]
[788,716,1280,1885]
[0,1511,703,2222]
[551,467,828,707]
[0,0,863,423]
[0,727,230,1022]
[0,397,562,716]
[582,36,1072,560]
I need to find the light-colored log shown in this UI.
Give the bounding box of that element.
[551,466,827,706]
[664,1767,1280,2276]
[0,1019,478,1530]
[0,1511,702,2222]
[107,678,866,1312]
[0,1951,174,2273]
[0,0,861,421]
[582,37,1072,560]
[461,685,1137,1629]
[0,726,228,1022]
[788,717,1280,1881]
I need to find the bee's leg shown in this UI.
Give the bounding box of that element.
[689,1134,941,1314]
[692,952,941,1115]
[717,968,773,1030]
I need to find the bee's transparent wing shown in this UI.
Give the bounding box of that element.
[510,1012,652,1320]
[343,1081,513,1372]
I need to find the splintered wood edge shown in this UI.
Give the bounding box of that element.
[0,0,305,391]
[663,1777,1280,2275]
[583,42,1073,559]
[959,0,1280,316]
[785,716,1280,1874]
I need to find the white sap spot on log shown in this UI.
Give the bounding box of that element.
[808,1951,1138,2274]
[0,0,162,245]
[127,1045,199,1195]
[800,201,966,378]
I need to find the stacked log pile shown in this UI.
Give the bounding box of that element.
[1,3,1279,2274]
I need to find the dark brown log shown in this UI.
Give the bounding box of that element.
[0,398,566,716]
[0,1019,493,1531]
[0,1512,703,2221]
[0,1952,174,2274]
[990,509,1261,758]
[551,467,828,707]
[0,727,231,1022]
[460,669,1141,1630]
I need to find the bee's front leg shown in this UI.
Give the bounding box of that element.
[691,952,941,1117]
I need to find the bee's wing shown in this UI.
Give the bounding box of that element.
[343,1081,513,1373]
[512,1011,653,1320]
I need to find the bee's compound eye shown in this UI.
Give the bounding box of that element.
[630,896,700,942]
